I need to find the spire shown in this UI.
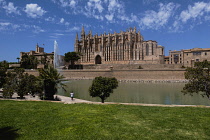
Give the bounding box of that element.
[81,26,85,35]
[89,30,92,36]
[75,33,78,41]
[134,27,136,33]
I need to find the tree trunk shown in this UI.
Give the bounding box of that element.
[71,60,75,66]
[20,94,24,99]
[100,96,105,103]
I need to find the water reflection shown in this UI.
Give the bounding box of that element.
[58,80,210,106]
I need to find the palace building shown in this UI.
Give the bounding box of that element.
[74,27,165,65]
[169,48,210,67]
[20,44,64,68]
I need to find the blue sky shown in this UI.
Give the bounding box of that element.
[1,0,210,62]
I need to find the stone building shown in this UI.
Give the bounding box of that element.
[74,27,165,65]
[20,44,64,68]
[169,48,210,67]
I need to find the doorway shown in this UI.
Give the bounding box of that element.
[95,55,102,64]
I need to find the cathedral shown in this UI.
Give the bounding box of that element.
[74,27,165,65]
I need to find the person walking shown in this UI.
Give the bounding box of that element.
[70,92,74,101]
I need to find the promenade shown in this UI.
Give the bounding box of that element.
[0,93,210,108]
[0,93,92,104]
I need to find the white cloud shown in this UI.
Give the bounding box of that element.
[180,2,210,23]
[105,14,114,21]
[32,25,45,33]
[205,16,210,21]
[65,22,70,26]
[60,18,65,23]
[24,4,46,18]
[0,0,6,5]
[90,0,104,13]
[45,17,55,22]
[0,22,20,32]
[85,0,104,16]
[140,3,178,30]
[0,22,11,26]
[105,0,126,22]
[108,0,123,12]
[55,0,77,8]
[3,2,20,15]
[84,0,105,20]
[69,0,76,8]
[49,33,65,39]
[66,26,80,32]
[142,0,157,5]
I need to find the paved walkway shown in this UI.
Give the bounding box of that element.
[54,95,92,104]
[0,93,92,104]
[1,93,210,108]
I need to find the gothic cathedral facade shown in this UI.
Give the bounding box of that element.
[74,27,165,65]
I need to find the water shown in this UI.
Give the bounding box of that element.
[54,40,61,68]
[58,80,210,106]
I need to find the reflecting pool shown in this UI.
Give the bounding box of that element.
[58,80,210,106]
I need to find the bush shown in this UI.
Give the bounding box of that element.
[138,65,143,69]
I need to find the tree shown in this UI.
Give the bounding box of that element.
[13,68,29,99]
[0,67,7,88]
[20,54,38,69]
[38,66,66,100]
[0,60,9,69]
[89,76,118,103]
[182,60,210,99]
[64,52,80,66]
[2,71,16,98]
[16,57,20,63]
[2,68,41,99]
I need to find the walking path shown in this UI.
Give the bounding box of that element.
[54,95,92,104]
[0,93,91,104]
[0,93,210,108]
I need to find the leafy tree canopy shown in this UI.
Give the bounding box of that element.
[64,52,80,65]
[182,60,210,99]
[0,67,7,88]
[21,54,38,69]
[3,68,41,99]
[0,60,9,69]
[89,76,118,103]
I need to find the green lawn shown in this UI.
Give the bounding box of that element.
[0,100,210,140]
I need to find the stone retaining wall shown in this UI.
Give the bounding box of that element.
[25,69,186,80]
[83,64,183,70]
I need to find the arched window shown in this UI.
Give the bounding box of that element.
[146,44,149,56]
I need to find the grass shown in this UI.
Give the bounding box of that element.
[0,100,210,140]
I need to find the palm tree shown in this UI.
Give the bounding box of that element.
[38,66,66,100]
[16,57,20,63]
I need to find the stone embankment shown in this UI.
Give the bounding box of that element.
[118,79,188,83]
[63,78,188,83]
[25,68,186,82]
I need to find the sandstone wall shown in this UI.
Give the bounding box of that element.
[83,64,183,70]
[25,69,185,80]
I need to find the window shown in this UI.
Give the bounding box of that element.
[173,54,179,64]
[146,44,149,56]
[193,52,201,55]
[196,59,199,62]
[205,52,207,55]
